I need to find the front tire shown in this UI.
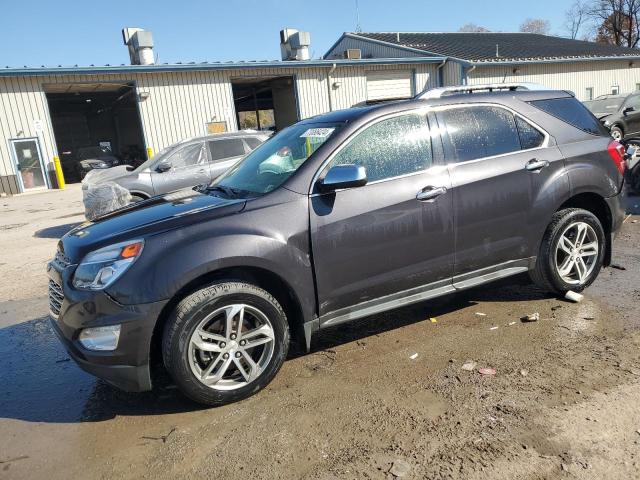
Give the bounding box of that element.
[610,125,623,141]
[530,208,605,295]
[162,281,289,406]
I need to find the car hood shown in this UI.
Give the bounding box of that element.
[60,188,245,263]
[592,112,613,121]
[82,165,132,185]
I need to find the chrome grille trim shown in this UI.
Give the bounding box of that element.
[48,279,64,319]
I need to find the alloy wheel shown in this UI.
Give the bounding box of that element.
[554,221,599,285]
[188,304,275,391]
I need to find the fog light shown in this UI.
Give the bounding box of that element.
[78,325,121,351]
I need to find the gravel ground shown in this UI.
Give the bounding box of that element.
[1,186,639,480]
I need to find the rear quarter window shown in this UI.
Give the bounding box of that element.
[528,97,608,136]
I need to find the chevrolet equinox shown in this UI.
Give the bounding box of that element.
[48,84,626,406]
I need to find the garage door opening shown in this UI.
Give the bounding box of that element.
[45,82,146,183]
[232,76,298,133]
[366,70,414,104]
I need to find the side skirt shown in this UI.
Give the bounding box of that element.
[314,258,535,333]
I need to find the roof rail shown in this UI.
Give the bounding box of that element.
[416,82,549,100]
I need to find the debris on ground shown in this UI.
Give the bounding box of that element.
[141,427,176,444]
[508,321,517,326]
[409,353,419,360]
[520,369,528,377]
[583,316,595,320]
[0,455,29,464]
[489,326,499,331]
[430,317,437,323]
[565,290,584,303]
[610,264,626,271]
[551,305,562,311]
[475,312,487,317]
[461,361,477,371]
[389,459,411,477]
[478,367,497,376]
[521,312,540,322]
[628,368,640,376]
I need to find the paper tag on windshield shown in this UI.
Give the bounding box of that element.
[300,128,334,138]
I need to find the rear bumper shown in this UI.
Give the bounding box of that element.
[606,188,626,237]
[47,261,167,392]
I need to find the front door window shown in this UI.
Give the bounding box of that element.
[11,139,47,190]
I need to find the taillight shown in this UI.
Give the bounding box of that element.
[607,140,626,175]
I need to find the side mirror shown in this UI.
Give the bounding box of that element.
[156,161,172,173]
[318,164,367,192]
[623,106,635,115]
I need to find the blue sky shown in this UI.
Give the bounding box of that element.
[0,0,578,67]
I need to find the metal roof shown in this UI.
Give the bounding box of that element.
[0,56,446,77]
[337,32,640,64]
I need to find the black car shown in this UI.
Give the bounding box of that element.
[48,84,626,406]
[584,92,640,141]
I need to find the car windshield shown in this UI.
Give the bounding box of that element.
[584,97,623,114]
[208,122,342,197]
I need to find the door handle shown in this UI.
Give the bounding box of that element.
[416,186,447,202]
[525,159,550,171]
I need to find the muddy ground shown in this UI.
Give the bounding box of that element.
[1,185,640,480]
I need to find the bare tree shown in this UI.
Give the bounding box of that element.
[587,0,640,47]
[520,18,552,34]
[458,23,490,33]
[565,1,589,38]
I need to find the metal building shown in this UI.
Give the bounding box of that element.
[3,29,640,195]
[326,32,640,99]
[0,58,442,195]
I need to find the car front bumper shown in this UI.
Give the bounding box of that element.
[47,261,167,392]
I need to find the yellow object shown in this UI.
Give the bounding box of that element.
[146,147,154,159]
[430,317,437,323]
[53,156,65,189]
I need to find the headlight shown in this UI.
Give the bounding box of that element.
[95,161,109,169]
[72,240,144,290]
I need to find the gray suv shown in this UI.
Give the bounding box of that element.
[49,84,626,406]
[83,131,270,201]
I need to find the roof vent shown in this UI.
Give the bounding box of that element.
[122,28,155,65]
[280,28,311,61]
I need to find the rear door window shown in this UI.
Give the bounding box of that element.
[529,97,608,135]
[208,138,246,162]
[327,113,432,182]
[438,106,521,162]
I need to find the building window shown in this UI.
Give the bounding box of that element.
[636,83,640,91]
[586,87,594,100]
[612,85,620,95]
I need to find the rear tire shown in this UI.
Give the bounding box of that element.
[530,208,605,295]
[162,281,289,406]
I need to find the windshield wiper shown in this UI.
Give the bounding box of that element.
[205,185,238,198]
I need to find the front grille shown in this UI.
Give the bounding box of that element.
[49,279,64,319]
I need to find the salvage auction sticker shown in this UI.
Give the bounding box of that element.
[300,128,334,138]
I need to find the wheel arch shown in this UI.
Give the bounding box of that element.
[149,265,308,373]
[557,192,613,265]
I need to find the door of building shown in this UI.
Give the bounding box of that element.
[10,138,48,192]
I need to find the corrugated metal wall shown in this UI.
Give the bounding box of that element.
[325,36,424,60]
[0,63,434,186]
[466,60,640,100]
